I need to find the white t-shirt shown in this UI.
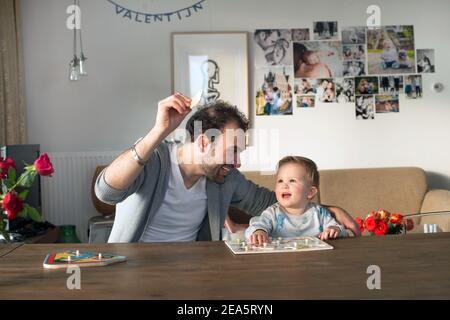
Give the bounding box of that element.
[140,144,207,242]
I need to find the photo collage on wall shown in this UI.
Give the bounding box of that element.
[254,29,294,115]
[253,24,435,119]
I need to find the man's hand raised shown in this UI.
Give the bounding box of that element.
[102,93,192,191]
[154,93,192,137]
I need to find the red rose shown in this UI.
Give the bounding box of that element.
[374,220,388,235]
[378,209,391,221]
[390,213,404,225]
[371,211,382,220]
[355,217,365,233]
[1,191,24,220]
[34,153,54,176]
[0,157,16,179]
[405,219,414,231]
[365,215,378,232]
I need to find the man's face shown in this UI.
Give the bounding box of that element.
[257,31,278,49]
[201,122,246,184]
[266,31,279,46]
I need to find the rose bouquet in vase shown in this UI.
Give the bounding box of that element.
[355,209,414,236]
[0,154,54,242]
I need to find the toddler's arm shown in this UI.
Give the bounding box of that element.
[245,206,277,240]
[319,207,348,238]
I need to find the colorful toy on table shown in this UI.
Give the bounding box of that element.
[43,249,126,269]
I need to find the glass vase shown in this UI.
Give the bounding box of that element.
[0,212,11,243]
[59,225,81,243]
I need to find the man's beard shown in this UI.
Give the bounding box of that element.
[202,163,227,184]
[201,145,235,183]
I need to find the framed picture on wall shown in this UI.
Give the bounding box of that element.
[171,32,249,122]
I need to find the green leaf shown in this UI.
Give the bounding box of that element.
[18,206,28,218]
[7,167,16,182]
[23,163,36,172]
[18,189,29,200]
[24,204,42,222]
[2,179,14,189]
[387,223,403,235]
[17,170,38,188]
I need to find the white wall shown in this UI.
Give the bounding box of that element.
[21,0,450,189]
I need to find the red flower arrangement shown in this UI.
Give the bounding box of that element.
[356,209,414,236]
[0,153,54,242]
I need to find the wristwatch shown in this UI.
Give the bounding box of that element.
[130,137,147,166]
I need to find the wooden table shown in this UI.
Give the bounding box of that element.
[1,233,450,299]
[0,243,23,258]
[24,227,60,244]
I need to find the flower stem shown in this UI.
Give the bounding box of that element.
[7,169,35,193]
[8,175,25,192]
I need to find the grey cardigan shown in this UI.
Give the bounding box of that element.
[94,141,277,243]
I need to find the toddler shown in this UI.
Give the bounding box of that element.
[245,156,347,245]
[380,42,399,69]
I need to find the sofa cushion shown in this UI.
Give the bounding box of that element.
[319,167,427,218]
[419,190,450,232]
[243,171,277,191]
[420,189,450,213]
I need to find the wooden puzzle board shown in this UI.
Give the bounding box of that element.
[225,236,333,255]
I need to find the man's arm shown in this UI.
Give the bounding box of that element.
[229,170,277,217]
[223,171,277,234]
[323,205,361,237]
[102,94,191,190]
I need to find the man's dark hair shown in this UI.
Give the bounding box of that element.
[185,100,249,142]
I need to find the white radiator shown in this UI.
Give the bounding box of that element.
[41,151,120,242]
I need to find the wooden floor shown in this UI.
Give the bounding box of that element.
[1,233,450,299]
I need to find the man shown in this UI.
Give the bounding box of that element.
[95,93,360,243]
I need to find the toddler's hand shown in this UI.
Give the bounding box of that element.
[250,230,270,246]
[319,226,340,240]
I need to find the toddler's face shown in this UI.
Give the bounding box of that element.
[275,163,316,209]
